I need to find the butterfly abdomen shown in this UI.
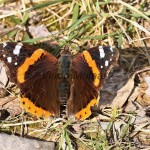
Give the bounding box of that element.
[58,80,70,105]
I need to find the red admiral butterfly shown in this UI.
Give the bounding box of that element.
[0,42,118,120]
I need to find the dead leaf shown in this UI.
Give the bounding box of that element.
[0,96,21,118]
[28,25,52,39]
[0,62,9,88]
[125,101,137,112]
[136,69,150,106]
[138,131,150,146]
[125,87,141,112]
[100,122,110,130]
[144,76,150,96]
[93,68,129,113]
[145,107,150,117]
[128,87,140,102]
[112,67,150,109]
[111,74,135,108]
[71,124,82,138]
[134,116,149,125]
[136,109,146,118]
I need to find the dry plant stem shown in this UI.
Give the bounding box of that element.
[0,26,21,37]
[1,119,49,128]
[0,8,30,20]
[40,121,54,139]
[81,0,87,12]
[20,113,24,137]
[93,17,106,30]
[135,67,150,74]
[21,0,26,11]
[131,37,150,42]
[46,1,75,27]
[136,27,146,45]
[46,8,61,19]
[108,9,132,43]
[0,97,16,107]
[113,0,150,20]
[115,14,150,36]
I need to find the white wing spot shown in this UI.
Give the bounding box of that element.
[14,62,18,65]
[110,47,113,52]
[13,44,22,56]
[3,42,7,48]
[3,54,6,57]
[105,60,109,66]
[99,46,105,58]
[7,57,12,63]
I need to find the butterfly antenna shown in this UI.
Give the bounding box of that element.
[48,27,80,52]
[48,29,69,48]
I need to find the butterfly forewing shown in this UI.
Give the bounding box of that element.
[0,42,60,117]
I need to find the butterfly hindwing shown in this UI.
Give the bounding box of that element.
[0,42,60,117]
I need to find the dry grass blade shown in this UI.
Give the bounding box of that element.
[113,0,150,21]
[115,14,150,35]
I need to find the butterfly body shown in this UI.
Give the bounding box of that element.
[0,42,118,120]
[58,49,71,105]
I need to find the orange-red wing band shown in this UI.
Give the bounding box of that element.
[17,49,52,117]
[74,50,101,120]
[75,96,99,120]
[20,97,51,117]
[17,49,46,83]
[83,50,100,87]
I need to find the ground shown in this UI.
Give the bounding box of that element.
[0,0,150,149]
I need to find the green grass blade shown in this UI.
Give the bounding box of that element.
[21,12,30,25]
[22,37,48,44]
[118,30,123,48]
[65,130,72,150]
[69,3,79,32]
[66,14,95,31]
[30,0,71,10]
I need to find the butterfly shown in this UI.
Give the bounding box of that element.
[0,42,118,120]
